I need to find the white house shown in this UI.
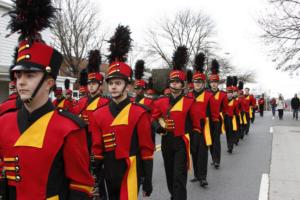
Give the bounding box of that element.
[0,0,77,102]
[0,0,18,101]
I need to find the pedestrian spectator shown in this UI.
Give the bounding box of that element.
[258,94,265,117]
[270,97,277,119]
[277,94,285,120]
[291,93,300,120]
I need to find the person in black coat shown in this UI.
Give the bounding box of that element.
[291,94,300,120]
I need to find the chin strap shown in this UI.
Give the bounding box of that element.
[24,73,47,105]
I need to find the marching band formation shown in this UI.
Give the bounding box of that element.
[0,1,258,200]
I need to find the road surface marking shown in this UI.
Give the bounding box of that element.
[269,127,274,133]
[258,173,269,200]
[155,144,161,152]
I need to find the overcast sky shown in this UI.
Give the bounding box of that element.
[96,0,300,98]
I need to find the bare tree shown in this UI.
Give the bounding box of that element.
[146,9,217,67]
[258,0,300,71]
[51,0,106,77]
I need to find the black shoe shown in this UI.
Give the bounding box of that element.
[190,177,199,182]
[214,163,220,169]
[227,149,233,154]
[199,179,208,187]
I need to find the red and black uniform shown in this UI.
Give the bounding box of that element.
[152,94,193,200]
[209,89,228,165]
[0,94,22,117]
[258,97,265,117]
[70,95,110,151]
[250,95,257,123]
[91,97,154,200]
[52,97,74,111]
[224,97,238,153]
[242,94,255,134]
[0,100,94,200]
[188,90,212,183]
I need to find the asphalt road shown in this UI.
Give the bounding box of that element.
[139,111,298,200]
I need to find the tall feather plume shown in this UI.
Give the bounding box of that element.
[232,76,238,87]
[134,60,145,80]
[226,76,233,87]
[148,77,153,89]
[64,79,70,90]
[107,25,132,64]
[238,81,244,90]
[211,59,220,74]
[87,50,101,73]
[194,52,205,73]
[79,69,88,86]
[187,69,193,83]
[6,0,57,42]
[172,46,188,71]
[9,47,19,81]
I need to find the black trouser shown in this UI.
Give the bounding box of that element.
[210,121,221,164]
[259,105,264,117]
[293,109,298,119]
[244,112,250,135]
[224,116,234,151]
[278,109,284,119]
[251,108,255,123]
[190,131,208,180]
[103,152,140,200]
[161,133,187,200]
[235,115,241,143]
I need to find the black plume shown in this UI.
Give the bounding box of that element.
[134,60,145,80]
[148,77,153,89]
[87,50,101,73]
[232,76,238,87]
[107,25,132,64]
[6,0,56,42]
[238,81,244,90]
[172,46,188,70]
[194,52,205,73]
[211,59,219,74]
[9,47,19,81]
[187,69,193,83]
[79,69,88,86]
[64,79,70,90]
[226,76,233,87]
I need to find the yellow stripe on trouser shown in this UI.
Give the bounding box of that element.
[232,115,237,131]
[249,107,253,119]
[204,117,212,146]
[127,156,138,200]
[47,195,59,200]
[243,113,248,125]
[220,113,226,134]
[239,113,242,124]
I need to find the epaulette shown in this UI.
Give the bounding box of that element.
[57,109,86,129]
[93,102,109,112]
[132,102,151,113]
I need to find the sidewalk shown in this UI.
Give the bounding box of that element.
[269,125,300,200]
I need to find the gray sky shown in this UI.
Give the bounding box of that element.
[96,0,300,98]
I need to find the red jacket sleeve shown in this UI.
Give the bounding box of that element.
[151,99,163,121]
[63,128,94,197]
[137,112,155,160]
[90,114,104,160]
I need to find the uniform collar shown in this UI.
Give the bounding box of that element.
[18,99,54,133]
[109,97,131,118]
[170,93,183,106]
